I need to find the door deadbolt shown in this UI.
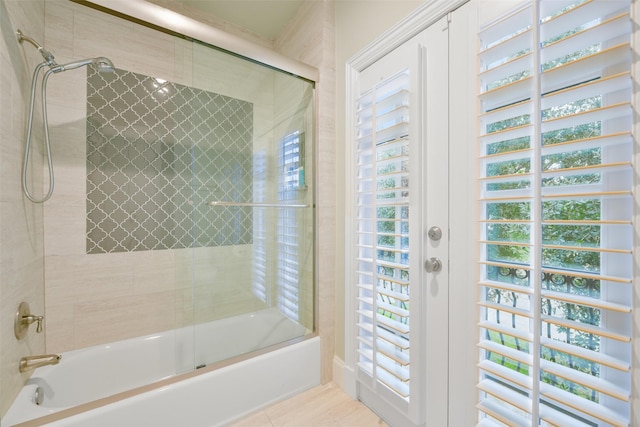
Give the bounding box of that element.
[424,257,442,273]
[428,226,442,241]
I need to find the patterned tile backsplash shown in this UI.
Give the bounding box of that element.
[86,67,254,254]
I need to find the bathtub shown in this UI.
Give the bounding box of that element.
[3,308,320,427]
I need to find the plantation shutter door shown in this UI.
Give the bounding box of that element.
[355,68,412,401]
[478,1,633,426]
[351,16,451,425]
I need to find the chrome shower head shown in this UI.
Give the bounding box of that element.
[51,57,115,73]
[94,57,115,73]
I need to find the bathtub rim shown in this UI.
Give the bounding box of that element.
[8,333,318,427]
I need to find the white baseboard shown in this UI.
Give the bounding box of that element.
[333,355,357,399]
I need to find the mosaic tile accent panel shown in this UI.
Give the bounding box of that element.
[86,68,253,254]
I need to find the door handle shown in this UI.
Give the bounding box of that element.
[428,226,442,241]
[424,257,442,273]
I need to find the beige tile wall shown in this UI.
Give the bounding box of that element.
[0,0,46,417]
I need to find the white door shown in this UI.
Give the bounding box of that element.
[351,15,450,427]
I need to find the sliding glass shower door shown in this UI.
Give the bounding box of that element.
[186,41,316,369]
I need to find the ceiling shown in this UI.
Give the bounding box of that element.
[182,0,305,40]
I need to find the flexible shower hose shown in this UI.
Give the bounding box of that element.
[22,62,55,203]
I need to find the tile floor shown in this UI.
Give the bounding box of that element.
[229,383,388,427]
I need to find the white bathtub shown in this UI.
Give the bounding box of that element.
[3,308,319,427]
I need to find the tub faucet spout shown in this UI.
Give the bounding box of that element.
[19,354,61,373]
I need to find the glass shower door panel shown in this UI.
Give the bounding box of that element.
[189,42,315,369]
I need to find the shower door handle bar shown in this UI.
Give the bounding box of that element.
[208,201,310,208]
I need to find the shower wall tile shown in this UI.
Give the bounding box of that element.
[44,254,134,308]
[192,44,273,104]
[175,287,194,328]
[3,0,44,52]
[42,110,87,217]
[0,123,28,204]
[1,0,47,417]
[45,104,87,160]
[130,25,178,79]
[44,204,86,256]
[192,286,265,324]
[72,9,133,61]
[73,290,176,349]
[0,85,9,229]
[44,252,134,354]
[44,248,198,354]
[86,67,254,254]
[43,304,75,353]
[44,0,75,59]
[174,244,265,325]
[73,5,176,83]
[132,250,176,295]
[173,37,193,88]
[44,61,88,110]
[0,201,44,294]
[172,248,197,291]
[42,167,86,209]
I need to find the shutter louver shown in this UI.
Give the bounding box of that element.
[355,70,412,401]
[478,1,632,426]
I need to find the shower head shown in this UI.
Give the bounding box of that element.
[94,57,115,73]
[51,57,115,74]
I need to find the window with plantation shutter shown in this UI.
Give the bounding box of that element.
[355,69,412,400]
[477,1,633,426]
